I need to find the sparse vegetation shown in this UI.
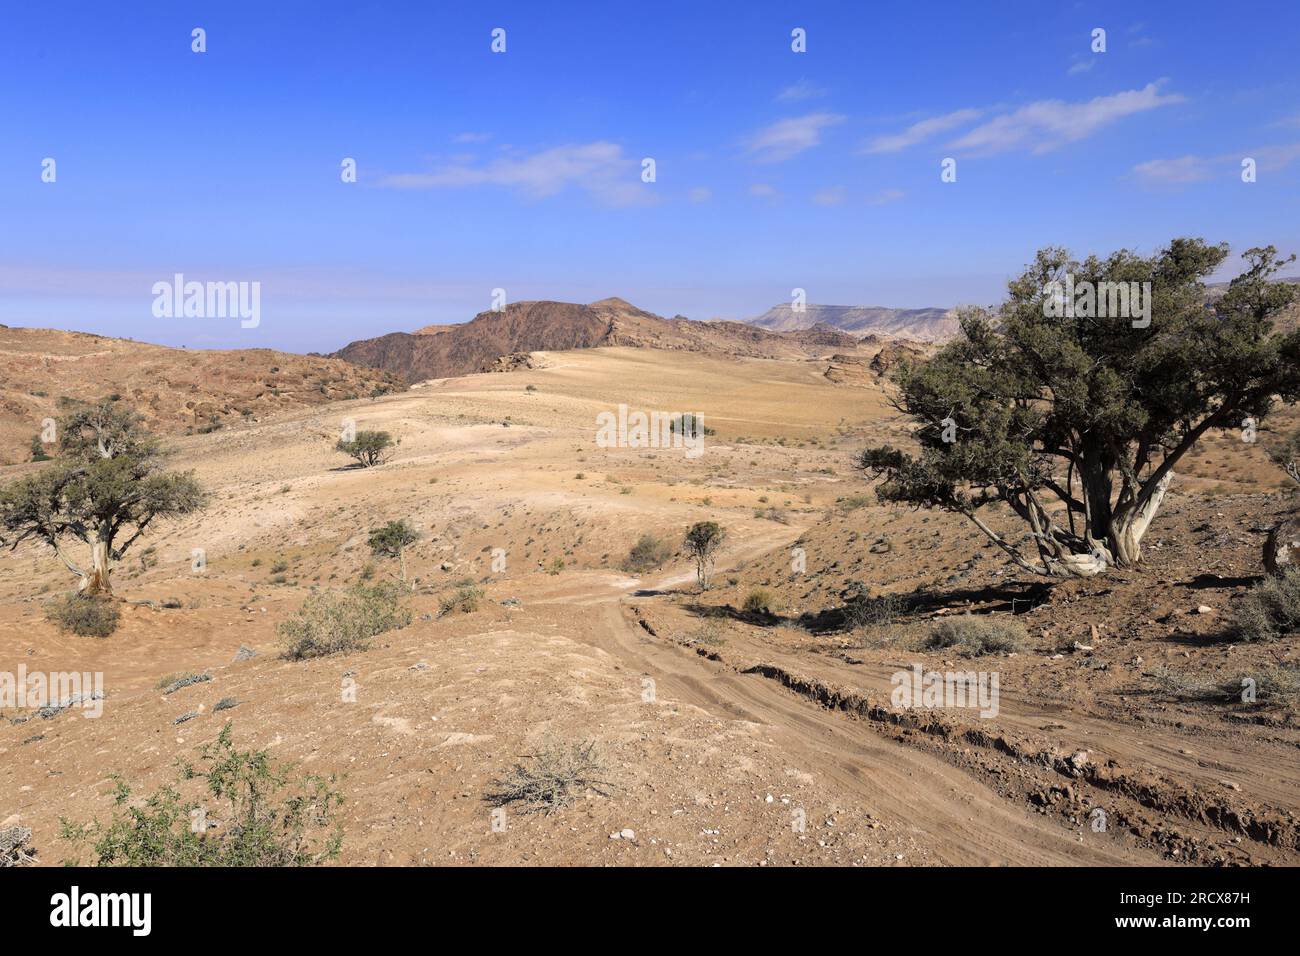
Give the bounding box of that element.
[279,582,411,660]
[621,533,674,573]
[485,739,614,814]
[45,593,121,637]
[59,723,343,866]
[1233,568,1300,642]
[439,584,483,615]
[742,587,778,616]
[925,615,1026,656]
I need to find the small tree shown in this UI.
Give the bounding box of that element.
[336,430,396,468]
[858,240,1300,577]
[684,521,725,590]
[368,519,419,586]
[0,400,207,595]
[29,435,51,463]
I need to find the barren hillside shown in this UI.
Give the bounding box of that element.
[0,325,405,465]
[333,297,861,382]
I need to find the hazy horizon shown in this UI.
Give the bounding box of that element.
[4,0,1299,353]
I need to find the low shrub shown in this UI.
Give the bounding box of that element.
[1233,568,1300,642]
[279,582,411,660]
[924,615,1026,656]
[45,593,120,637]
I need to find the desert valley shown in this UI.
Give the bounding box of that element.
[2,290,1298,869]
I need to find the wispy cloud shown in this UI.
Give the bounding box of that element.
[863,108,983,154]
[1133,155,1212,184]
[452,132,492,144]
[812,186,847,206]
[948,82,1184,155]
[746,112,845,162]
[748,183,779,199]
[1132,142,1300,185]
[688,186,712,203]
[1066,58,1096,76]
[777,78,827,102]
[867,188,905,206]
[378,142,648,206]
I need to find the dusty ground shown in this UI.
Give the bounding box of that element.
[1,346,1297,866]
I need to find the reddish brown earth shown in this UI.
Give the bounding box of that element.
[332,297,861,383]
[0,325,404,465]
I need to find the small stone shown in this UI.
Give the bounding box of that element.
[1197,605,1213,615]
[620,828,635,841]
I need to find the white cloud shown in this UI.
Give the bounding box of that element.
[748,183,779,199]
[866,188,905,205]
[949,82,1184,155]
[688,186,712,203]
[378,142,648,205]
[863,108,983,154]
[746,112,845,162]
[1133,155,1212,184]
[1066,59,1096,76]
[777,78,827,102]
[812,186,846,206]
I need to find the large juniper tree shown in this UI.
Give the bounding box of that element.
[858,240,1300,577]
[0,400,207,595]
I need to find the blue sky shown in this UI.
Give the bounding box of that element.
[2,0,1298,352]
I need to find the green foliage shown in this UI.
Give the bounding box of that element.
[0,399,207,594]
[279,582,411,659]
[367,520,418,558]
[60,723,343,866]
[439,584,483,615]
[621,533,674,573]
[858,241,1300,576]
[1233,568,1300,642]
[925,615,1027,656]
[669,414,715,438]
[335,430,396,467]
[45,593,121,637]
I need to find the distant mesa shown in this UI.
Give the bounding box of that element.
[746,303,958,342]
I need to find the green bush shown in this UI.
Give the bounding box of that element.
[621,533,674,573]
[439,585,483,615]
[279,582,411,660]
[45,593,121,637]
[60,723,342,866]
[925,615,1026,656]
[1233,568,1300,642]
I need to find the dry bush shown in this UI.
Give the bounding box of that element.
[45,593,120,637]
[485,740,614,814]
[1233,568,1300,642]
[925,615,1026,656]
[280,582,410,660]
[621,533,674,573]
[439,584,483,615]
